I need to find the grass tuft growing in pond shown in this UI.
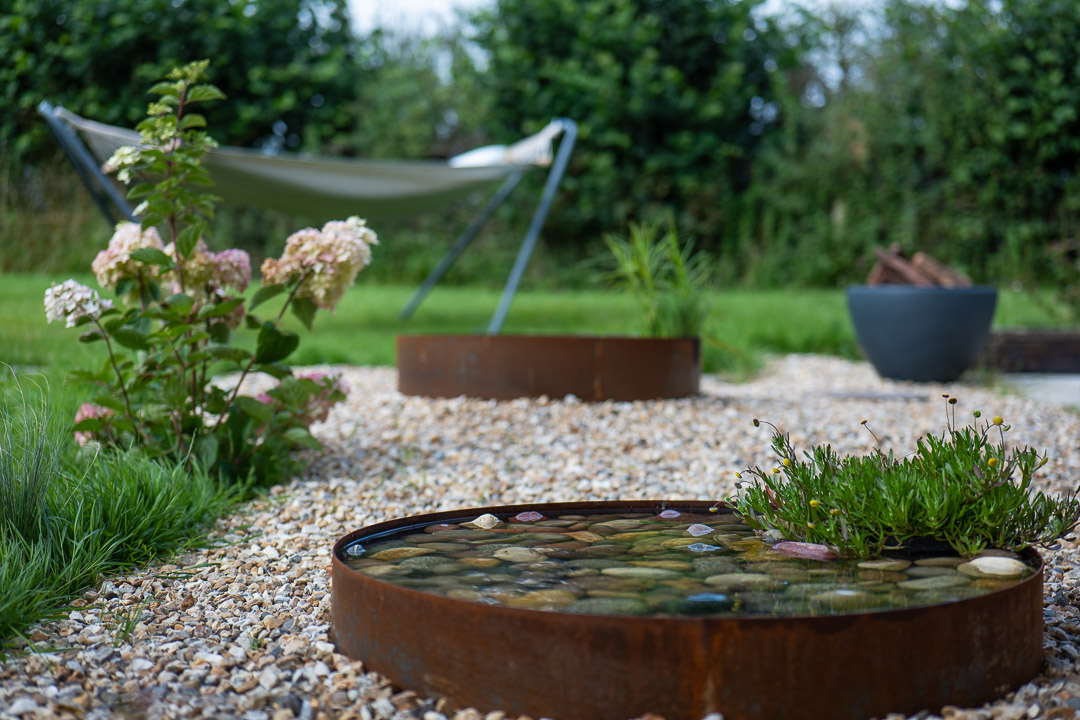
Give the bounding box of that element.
[731,398,1080,558]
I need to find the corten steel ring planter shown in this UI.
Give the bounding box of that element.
[331,500,1044,720]
[395,335,701,401]
[847,285,998,382]
[981,329,1080,373]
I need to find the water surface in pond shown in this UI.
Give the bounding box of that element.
[340,508,1034,617]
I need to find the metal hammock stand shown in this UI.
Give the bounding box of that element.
[39,100,577,333]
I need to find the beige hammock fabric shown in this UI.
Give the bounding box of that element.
[54,107,564,218]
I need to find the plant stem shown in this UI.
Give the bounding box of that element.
[161,333,195,454]
[275,272,311,322]
[91,317,142,443]
[166,82,191,295]
[210,273,311,434]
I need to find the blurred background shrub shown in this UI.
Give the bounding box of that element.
[4,0,1080,303]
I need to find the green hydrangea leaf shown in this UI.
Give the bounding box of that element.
[255,321,298,363]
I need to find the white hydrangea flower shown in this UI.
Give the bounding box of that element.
[43,280,114,328]
[105,145,141,183]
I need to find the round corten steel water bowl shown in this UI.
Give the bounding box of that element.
[395,335,701,401]
[331,501,1044,720]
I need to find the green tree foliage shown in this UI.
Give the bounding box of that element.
[1,2,495,275]
[740,0,1080,286]
[8,0,1080,291]
[336,28,493,159]
[1,0,359,163]
[472,0,805,245]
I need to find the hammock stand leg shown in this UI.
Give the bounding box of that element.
[399,170,526,321]
[487,118,578,335]
[37,101,136,225]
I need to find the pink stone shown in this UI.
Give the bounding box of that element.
[686,524,713,537]
[774,541,839,561]
[514,511,544,522]
[659,510,681,518]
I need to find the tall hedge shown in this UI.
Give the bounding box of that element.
[734,0,1080,285]
[472,0,804,245]
[1,0,360,163]
[8,0,1080,288]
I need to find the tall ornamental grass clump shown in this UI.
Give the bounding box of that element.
[0,383,235,649]
[603,215,711,338]
[730,398,1080,558]
[43,61,377,484]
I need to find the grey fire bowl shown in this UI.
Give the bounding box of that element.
[847,285,998,382]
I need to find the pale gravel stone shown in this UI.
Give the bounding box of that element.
[1,355,1078,720]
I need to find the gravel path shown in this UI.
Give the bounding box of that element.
[2,355,1078,720]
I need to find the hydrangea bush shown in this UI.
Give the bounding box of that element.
[44,61,376,484]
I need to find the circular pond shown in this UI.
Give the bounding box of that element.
[331,501,1043,720]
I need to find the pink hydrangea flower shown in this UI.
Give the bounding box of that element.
[295,371,350,424]
[248,372,349,427]
[91,222,164,290]
[73,402,113,446]
[211,249,252,294]
[296,370,351,395]
[162,243,250,310]
[163,239,215,296]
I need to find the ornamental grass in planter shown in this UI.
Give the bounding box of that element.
[601,213,711,341]
[396,215,709,400]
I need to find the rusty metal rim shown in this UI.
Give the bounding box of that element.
[331,500,1044,720]
[332,499,1043,622]
[396,334,699,340]
[395,334,702,402]
[983,328,1080,373]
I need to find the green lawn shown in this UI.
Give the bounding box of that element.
[3,274,1068,383]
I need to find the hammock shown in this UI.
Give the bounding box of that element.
[39,101,578,332]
